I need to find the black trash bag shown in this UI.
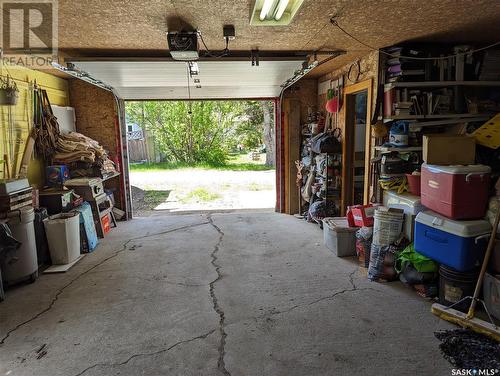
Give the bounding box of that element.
[0,223,21,266]
[310,129,342,154]
[399,263,437,285]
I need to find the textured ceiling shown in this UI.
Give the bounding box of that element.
[53,0,500,88]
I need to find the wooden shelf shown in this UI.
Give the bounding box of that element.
[375,146,422,152]
[102,171,120,182]
[385,81,500,90]
[383,113,493,123]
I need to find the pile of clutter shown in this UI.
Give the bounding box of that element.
[54,132,117,178]
[321,129,500,322]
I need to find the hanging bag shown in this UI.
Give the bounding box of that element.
[310,128,342,154]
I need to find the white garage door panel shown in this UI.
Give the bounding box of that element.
[71,60,303,99]
[116,85,283,99]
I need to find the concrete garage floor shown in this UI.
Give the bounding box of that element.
[0,212,453,376]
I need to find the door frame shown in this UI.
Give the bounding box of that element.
[341,79,372,213]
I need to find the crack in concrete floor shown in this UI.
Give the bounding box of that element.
[0,221,210,346]
[207,214,232,376]
[72,329,217,376]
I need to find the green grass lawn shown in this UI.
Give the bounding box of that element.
[130,153,274,172]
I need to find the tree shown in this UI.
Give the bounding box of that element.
[126,100,275,167]
[262,101,275,167]
[235,100,275,166]
[127,101,244,165]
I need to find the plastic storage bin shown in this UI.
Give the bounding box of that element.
[0,206,38,284]
[383,190,425,241]
[414,210,491,272]
[43,212,80,265]
[323,217,358,257]
[483,273,500,320]
[421,164,491,220]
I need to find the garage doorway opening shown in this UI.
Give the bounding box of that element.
[125,100,276,216]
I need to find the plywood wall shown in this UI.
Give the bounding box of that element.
[68,79,118,156]
[317,51,380,206]
[317,51,379,119]
[0,64,69,185]
[283,79,318,123]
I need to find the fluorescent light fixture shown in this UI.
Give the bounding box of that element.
[251,0,303,26]
[274,0,289,20]
[259,0,275,21]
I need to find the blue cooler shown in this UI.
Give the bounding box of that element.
[414,211,491,272]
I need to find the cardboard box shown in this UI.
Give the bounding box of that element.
[423,135,475,165]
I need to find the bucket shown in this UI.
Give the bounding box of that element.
[439,265,478,312]
[483,273,500,320]
[372,208,404,246]
[405,174,421,196]
[43,212,80,265]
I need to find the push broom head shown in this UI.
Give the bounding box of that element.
[432,303,500,342]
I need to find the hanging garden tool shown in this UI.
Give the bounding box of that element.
[32,88,60,162]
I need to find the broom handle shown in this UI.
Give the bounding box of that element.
[467,207,500,319]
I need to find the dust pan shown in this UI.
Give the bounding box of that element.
[432,209,500,342]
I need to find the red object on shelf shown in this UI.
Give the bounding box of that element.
[406,174,421,196]
[421,164,491,220]
[350,204,377,227]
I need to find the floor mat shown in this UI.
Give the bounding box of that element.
[435,329,500,369]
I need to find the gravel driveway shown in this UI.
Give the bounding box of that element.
[130,169,276,215]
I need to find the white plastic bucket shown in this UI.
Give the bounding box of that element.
[372,208,404,246]
[43,212,80,265]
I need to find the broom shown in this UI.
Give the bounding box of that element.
[432,208,500,341]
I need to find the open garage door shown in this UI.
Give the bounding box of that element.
[67,60,305,100]
[65,58,303,216]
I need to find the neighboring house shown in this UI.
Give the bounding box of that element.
[127,120,144,140]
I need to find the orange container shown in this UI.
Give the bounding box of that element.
[101,214,111,234]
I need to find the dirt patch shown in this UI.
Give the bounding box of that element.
[131,186,171,216]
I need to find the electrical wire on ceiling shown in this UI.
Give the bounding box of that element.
[198,31,230,58]
[329,16,500,61]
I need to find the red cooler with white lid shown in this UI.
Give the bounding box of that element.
[421,163,491,220]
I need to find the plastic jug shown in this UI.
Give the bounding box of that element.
[389,121,409,147]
